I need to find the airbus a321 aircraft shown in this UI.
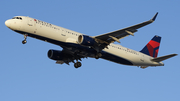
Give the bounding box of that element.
[5,13,177,68]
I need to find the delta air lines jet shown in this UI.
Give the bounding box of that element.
[5,13,177,68]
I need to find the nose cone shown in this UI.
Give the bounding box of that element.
[5,20,11,28]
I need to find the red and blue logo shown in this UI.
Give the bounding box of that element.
[140,36,161,58]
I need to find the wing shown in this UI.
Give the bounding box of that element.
[94,12,158,44]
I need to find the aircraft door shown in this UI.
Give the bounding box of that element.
[28,18,34,26]
[27,18,37,34]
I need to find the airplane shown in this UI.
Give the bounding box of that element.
[5,12,177,69]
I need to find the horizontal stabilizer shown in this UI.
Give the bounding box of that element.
[151,54,177,62]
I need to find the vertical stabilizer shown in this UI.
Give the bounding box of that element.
[140,35,161,58]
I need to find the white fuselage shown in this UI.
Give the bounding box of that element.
[5,16,164,67]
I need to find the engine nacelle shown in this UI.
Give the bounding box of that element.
[47,49,64,60]
[78,35,96,46]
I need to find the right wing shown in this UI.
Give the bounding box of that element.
[94,12,158,44]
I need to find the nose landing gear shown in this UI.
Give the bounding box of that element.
[22,34,28,44]
[22,40,27,44]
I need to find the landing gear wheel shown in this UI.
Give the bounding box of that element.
[74,63,78,68]
[77,62,82,67]
[95,53,102,59]
[22,40,27,44]
[22,34,28,44]
[74,62,82,68]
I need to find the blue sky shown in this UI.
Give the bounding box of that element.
[1,0,180,101]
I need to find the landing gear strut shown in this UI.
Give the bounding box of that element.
[74,61,82,68]
[22,34,28,44]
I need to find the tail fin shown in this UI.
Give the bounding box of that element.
[140,35,161,58]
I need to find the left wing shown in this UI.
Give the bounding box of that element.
[93,12,158,44]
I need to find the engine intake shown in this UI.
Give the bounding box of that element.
[78,35,96,46]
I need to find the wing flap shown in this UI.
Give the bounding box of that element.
[56,61,65,64]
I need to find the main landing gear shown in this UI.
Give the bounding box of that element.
[73,53,101,68]
[22,34,28,44]
[74,61,82,68]
[95,53,102,59]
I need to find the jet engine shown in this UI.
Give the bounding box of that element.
[78,35,96,46]
[47,49,64,60]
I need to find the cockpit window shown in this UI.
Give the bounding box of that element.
[12,17,22,20]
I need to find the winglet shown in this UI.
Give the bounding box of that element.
[151,12,158,21]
